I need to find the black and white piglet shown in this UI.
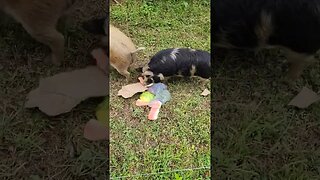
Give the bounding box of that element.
[141,48,211,85]
[213,0,320,81]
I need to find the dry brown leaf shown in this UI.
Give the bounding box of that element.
[117,83,147,98]
[201,88,210,96]
[288,87,320,108]
[25,66,108,116]
[25,88,81,116]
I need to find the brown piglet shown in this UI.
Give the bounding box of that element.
[110,24,144,80]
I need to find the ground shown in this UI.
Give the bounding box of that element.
[213,48,320,179]
[0,0,107,179]
[109,0,210,179]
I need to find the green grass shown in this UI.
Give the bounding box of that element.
[213,48,320,179]
[0,0,107,179]
[110,0,210,179]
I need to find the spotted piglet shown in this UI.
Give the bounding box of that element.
[141,48,211,86]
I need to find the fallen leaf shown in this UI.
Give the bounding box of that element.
[201,88,210,96]
[25,66,108,116]
[25,88,81,116]
[117,83,147,98]
[84,119,108,141]
[288,87,320,108]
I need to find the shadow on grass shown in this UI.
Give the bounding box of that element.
[213,48,320,179]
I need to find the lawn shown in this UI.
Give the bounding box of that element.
[0,0,108,179]
[213,48,320,179]
[109,0,211,179]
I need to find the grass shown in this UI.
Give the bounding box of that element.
[213,48,320,179]
[0,0,107,179]
[109,0,210,179]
